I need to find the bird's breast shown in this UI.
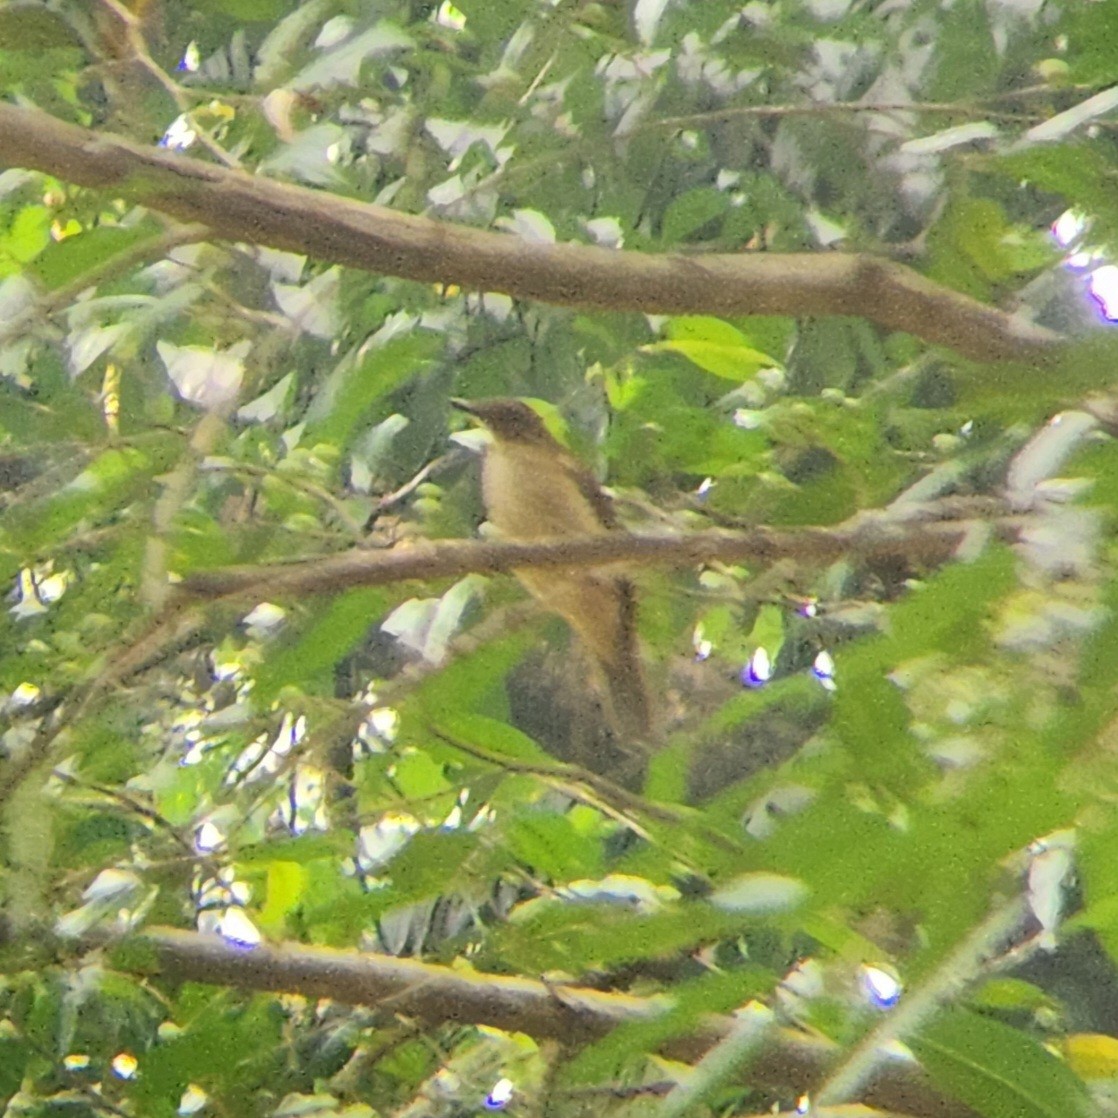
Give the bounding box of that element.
[481,442,608,539]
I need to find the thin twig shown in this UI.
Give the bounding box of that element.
[647,101,1038,132]
[814,895,1029,1106]
[0,225,210,349]
[429,727,741,854]
[201,459,366,540]
[656,1001,775,1118]
[92,0,240,168]
[366,450,469,523]
[0,603,210,811]
[144,409,229,609]
[52,770,197,859]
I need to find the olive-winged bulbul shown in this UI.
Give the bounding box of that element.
[451,397,652,744]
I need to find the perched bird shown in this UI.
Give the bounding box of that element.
[451,398,652,747]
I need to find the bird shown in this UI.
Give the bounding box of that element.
[451,397,653,748]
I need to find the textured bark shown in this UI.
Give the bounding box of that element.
[121,926,978,1118]
[0,103,1060,363]
[178,514,1018,601]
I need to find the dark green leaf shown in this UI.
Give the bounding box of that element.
[911,1009,1093,1118]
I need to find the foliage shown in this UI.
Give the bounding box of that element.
[2,1,1118,1116]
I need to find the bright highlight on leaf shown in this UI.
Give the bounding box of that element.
[10,562,71,618]
[194,820,226,854]
[711,872,808,914]
[1051,209,1088,249]
[435,2,466,31]
[741,646,772,687]
[160,114,198,151]
[178,1085,208,1116]
[860,963,903,1009]
[1064,1032,1118,1079]
[6,680,40,709]
[178,41,200,72]
[218,907,262,948]
[111,1052,138,1079]
[483,1077,514,1110]
[643,315,777,381]
[158,340,248,409]
[1026,830,1076,951]
[812,650,836,691]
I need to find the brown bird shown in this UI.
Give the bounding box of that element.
[451,398,652,746]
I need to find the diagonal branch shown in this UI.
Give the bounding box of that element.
[117,925,978,1118]
[178,513,1021,601]
[0,103,1059,363]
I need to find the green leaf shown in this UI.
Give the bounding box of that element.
[450,0,533,43]
[0,5,84,50]
[1062,3,1118,84]
[238,833,353,865]
[133,996,284,1113]
[254,587,389,704]
[927,198,1051,298]
[30,223,158,289]
[258,860,309,932]
[504,813,603,880]
[652,339,778,384]
[911,1008,1093,1118]
[2,445,163,557]
[644,315,775,380]
[486,900,751,975]
[190,0,295,20]
[0,1036,30,1095]
[373,830,483,908]
[390,748,452,800]
[928,4,997,100]
[432,712,550,761]
[566,965,772,1082]
[305,333,441,453]
[6,204,51,263]
[661,187,730,243]
[992,144,1118,241]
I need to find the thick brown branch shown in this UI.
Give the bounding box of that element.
[121,927,975,1118]
[0,104,1059,362]
[179,516,1019,601]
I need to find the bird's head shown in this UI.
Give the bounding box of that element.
[451,397,555,446]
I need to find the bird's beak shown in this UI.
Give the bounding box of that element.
[450,397,477,416]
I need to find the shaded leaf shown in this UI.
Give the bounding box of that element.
[911,1009,1093,1118]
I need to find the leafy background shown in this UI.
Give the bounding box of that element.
[2,0,1118,1116]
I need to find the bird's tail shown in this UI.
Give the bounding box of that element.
[601,578,653,744]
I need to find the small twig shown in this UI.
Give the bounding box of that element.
[144,409,229,609]
[656,1000,775,1118]
[201,458,365,540]
[0,602,210,811]
[92,0,240,169]
[646,101,1039,133]
[0,225,210,350]
[51,770,197,859]
[814,894,1029,1107]
[560,1081,675,1099]
[366,450,469,524]
[428,727,725,847]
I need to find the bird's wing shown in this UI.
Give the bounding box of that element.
[562,454,619,530]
